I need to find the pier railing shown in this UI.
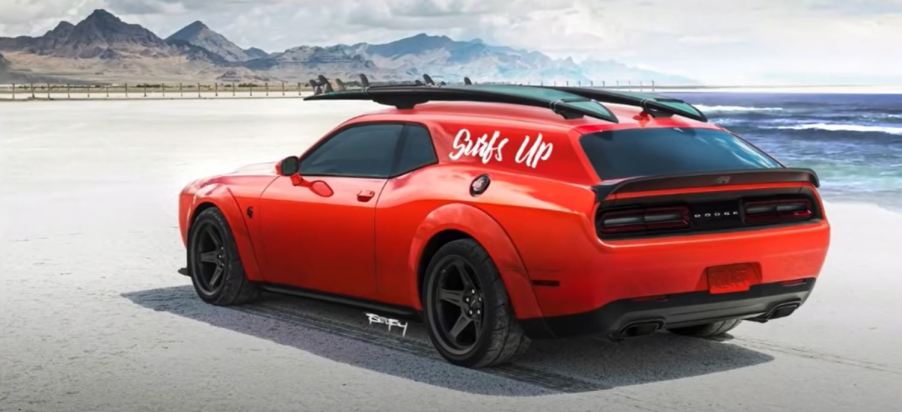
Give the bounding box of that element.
[0,80,665,101]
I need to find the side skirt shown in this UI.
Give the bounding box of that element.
[259,283,422,320]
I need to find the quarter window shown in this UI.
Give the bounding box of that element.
[394,124,438,175]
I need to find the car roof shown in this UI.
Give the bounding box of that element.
[349,101,718,136]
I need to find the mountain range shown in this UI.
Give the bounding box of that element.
[166,20,268,63]
[0,9,696,85]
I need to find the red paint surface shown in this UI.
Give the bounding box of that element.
[179,102,830,320]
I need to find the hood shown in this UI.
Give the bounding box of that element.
[228,161,278,176]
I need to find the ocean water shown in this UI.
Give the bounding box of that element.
[672,93,902,210]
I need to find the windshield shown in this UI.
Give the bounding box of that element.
[580,127,781,180]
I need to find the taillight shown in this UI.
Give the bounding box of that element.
[743,198,812,224]
[599,206,690,234]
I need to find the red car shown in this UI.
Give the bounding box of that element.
[179,85,830,367]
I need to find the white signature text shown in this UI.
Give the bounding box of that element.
[449,128,553,169]
[366,313,409,337]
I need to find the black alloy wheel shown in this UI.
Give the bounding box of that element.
[187,207,259,305]
[191,220,228,296]
[424,239,530,367]
[432,256,485,354]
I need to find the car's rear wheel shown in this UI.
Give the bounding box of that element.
[668,319,742,338]
[423,239,530,368]
[187,207,259,305]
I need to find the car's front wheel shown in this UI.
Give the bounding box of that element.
[423,239,530,368]
[187,207,259,305]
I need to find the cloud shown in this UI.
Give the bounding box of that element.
[0,0,900,84]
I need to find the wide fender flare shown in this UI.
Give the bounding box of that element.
[409,203,543,319]
[189,183,264,281]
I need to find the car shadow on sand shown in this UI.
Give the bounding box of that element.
[123,284,774,397]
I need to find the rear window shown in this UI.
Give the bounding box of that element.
[580,127,781,180]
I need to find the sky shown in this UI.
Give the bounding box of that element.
[1,0,901,85]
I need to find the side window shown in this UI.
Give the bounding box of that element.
[394,124,438,175]
[300,124,403,178]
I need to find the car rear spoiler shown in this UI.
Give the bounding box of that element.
[592,168,820,201]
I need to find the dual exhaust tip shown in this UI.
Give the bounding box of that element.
[612,300,802,339]
[749,301,801,323]
[614,320,664,339]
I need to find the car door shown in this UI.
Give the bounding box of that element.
[258,123,404,299]
[371,124,440,304]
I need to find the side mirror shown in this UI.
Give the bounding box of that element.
[275,155,329,195]
[277,156,299,176]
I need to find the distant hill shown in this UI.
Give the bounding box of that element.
[8,9,170,59]
[249,33,695,85]
[362,34,594,82]
[0,9,697,85]
[244,47,269,60]
[0,49,60,83]
[166,21,265,63]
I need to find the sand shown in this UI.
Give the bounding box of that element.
[1,99,901,411]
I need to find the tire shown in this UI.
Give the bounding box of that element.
[667,319,742,338]
[187,207,259,305]
[423,239,530,368]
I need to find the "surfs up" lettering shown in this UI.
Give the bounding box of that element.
[448,128,553,169]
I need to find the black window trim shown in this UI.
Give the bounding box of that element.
[298,121,438,179]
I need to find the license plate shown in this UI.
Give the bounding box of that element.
[706,263,762,294]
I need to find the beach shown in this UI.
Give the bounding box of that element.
[2,99,901,411]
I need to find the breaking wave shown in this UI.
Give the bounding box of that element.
[772,123,902,136]
[695,105,784,113]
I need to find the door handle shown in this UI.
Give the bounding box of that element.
[357,190,376,202]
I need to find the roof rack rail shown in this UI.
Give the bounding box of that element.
[305,84,620,122]
[545,86,708,122]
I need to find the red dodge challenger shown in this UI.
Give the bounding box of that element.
[179,85,830,367]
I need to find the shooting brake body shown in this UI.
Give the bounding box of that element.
[178,84,829,367]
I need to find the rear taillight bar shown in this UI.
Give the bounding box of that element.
[600,206,690,234]
[743,198,813,224]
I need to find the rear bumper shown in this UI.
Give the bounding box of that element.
[525,218,829,318]
[521,278,815,339]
